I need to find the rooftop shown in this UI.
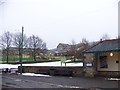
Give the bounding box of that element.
[84,39,120,53]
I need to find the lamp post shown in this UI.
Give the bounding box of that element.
[20,26,24,75]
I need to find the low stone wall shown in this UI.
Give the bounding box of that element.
[96,71,120,78]
[18,66,120,78]
[18,66,83,77]
[84,67,95,77]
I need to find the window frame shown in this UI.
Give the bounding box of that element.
[99,56,108,68]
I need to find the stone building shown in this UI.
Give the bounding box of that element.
[83,39,120,77]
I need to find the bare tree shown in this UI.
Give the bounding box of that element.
[13,32,27,62]
[66,38,89,60]
[27,35,46,61]
[79,38,89,58]
[0,31,12,63]
[80,38,89,51]
[0,0,6,5]
[41,42,47,50]
[69,39,77,62]
[101,34,110,41]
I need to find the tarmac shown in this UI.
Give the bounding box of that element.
[1,74,119,90]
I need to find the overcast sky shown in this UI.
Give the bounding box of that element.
[0,0,119,49]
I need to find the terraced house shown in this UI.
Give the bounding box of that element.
[84,39,120,78]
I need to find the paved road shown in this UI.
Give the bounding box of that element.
[1,74,119,89]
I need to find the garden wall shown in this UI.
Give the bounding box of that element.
[96,71,120,78]
[18,66,83,77]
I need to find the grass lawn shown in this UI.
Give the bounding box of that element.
[1,57,61,64]
[1,57,33,62]
[57,56,83,63]
[1,56,83,64]
[59,56,83,64]
[64,59,83,63]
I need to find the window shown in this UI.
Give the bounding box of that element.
[99,56,108,68]
[116,61,119,63]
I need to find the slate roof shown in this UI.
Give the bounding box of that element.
[84,39,120,53]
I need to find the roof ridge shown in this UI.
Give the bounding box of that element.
[83,41,102,53]
[83,38,120,53]
[101,38,120,42]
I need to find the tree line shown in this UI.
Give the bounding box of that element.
[0,30,112,63]
[0,31,47,63]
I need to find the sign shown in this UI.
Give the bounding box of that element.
[85,62,93,67]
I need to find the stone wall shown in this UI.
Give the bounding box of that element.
[96,71,120,78]
[84,53,96,77]
[18,66,83,77]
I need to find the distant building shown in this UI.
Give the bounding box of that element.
[2,47,48,60]
[49,42,89,58]
[56,43,70,56]
[2,47,31,59]
[49,43,70,56]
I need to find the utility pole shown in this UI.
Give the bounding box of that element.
[20,26,24,75]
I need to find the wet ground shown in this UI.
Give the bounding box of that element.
[1,74,119,90]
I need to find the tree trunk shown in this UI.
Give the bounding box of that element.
[73,51,76,62]
[33,48,36,61]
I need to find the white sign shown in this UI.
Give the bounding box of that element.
[86,63,92,67]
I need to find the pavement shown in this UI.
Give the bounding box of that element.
[1,74,119,90]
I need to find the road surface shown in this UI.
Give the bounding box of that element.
[1,74,119,89]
